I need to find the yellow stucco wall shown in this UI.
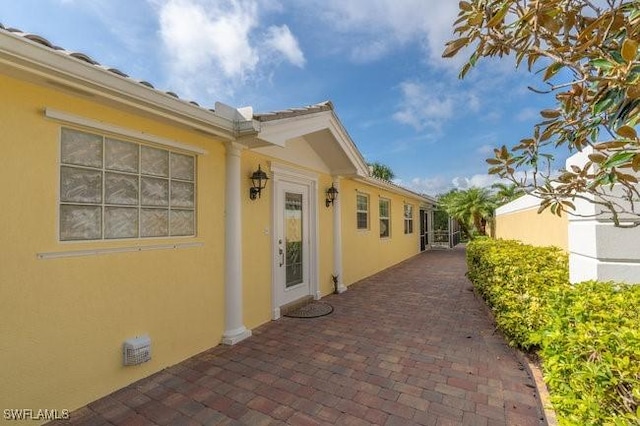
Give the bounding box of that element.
[1,75,226,413]
[241,151,337,328]
[340,179,423,286]
[495,207,568,250]
[2,72,431,415]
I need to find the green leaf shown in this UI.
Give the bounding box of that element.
[602,152,635,169]
[544,62,563,81]
[590,59,615,70]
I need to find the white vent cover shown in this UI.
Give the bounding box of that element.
[123,335,151,366]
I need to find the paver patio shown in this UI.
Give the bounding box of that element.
[53,246,546,425]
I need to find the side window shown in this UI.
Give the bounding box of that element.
[356,193,369,230]
[404,204,414,234]
[379,198,391,238]
[59,127,196,241]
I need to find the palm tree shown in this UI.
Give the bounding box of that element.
[438,187,497,237]
[492,182,524,206]
[368,162,395,181]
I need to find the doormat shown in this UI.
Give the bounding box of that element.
[283,301,334,318]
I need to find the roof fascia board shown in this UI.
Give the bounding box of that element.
[0,31,249,141]
[354,176,436,204]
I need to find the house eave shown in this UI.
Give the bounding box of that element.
[0,30,257,141]
[354,176,436,204]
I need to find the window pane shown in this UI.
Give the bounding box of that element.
[140,208,169,237]
[60,166,103,203]
[105,207,138,239]
[171,153,194,181]
[170,210,195,236]
[171,181,194,208]
[61,128,103,168]
[105,173,138,205]
[357,194,368,211]
[379,199,389,218]
[405,205,413,219]
[380,218,390,238]
[141,146,169,177]
[105,138,138,172]
[141,177,169,206]
[357,212,368,229]
[60,205,102,241]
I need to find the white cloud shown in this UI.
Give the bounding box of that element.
[409,176,450,197]
[153,0,304,100]
[393,81,454,131]
[303,0,461,68]
[263,25,305,67]
[452,174,502,190]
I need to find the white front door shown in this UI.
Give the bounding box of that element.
[274,181,311,310]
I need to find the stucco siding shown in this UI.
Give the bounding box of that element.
[495,206,568,250]
[1,74,226,413]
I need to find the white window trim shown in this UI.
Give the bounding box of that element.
[356,192,370,231]
[404,203,414,235]
[37,242,204,259]
[379,197,391,239]
[45,108,208,155]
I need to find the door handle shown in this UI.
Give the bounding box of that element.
[279,248,284,267]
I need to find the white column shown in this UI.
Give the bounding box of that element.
[333,177,347,293]
[222,142,251,345]
[565,149,640,283]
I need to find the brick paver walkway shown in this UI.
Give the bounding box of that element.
[56,247,545,425]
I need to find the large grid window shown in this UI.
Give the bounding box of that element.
[379,198,391,238]
[59,127,196,241]
[404,204,414,234]
[356,193,369,230]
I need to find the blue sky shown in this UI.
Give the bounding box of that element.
[0,0,561,196]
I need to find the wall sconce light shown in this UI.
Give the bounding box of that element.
[249,165,269,200]
[325,183,339,207]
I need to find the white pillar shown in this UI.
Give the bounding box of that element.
[222,142,251,345]
[565,149,640,284]
[333,177,347,293]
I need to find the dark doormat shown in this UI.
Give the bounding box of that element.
[283,301,334,318]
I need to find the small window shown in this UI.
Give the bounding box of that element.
[59,127,196,241]
[356,193,369,230]
[379,198,391,238]
[404,204,414,234]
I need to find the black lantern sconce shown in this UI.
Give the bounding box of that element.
[249,165,269,200]
[325,183,339,207]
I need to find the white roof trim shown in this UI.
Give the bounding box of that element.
[0,30,258,141]
[354,176,436,204]
[255,109,369,176]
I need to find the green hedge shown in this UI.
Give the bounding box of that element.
[466,237,569,350]
[466,238,640,425]
[539,281,640,425]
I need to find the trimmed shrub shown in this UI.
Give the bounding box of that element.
[466,238,640,425]
[466,237,569,350]
[539,281,640,425]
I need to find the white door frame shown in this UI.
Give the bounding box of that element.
[270,162,319,320]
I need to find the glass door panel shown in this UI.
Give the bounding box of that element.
[285,192,303,287]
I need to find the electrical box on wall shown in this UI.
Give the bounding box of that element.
[122,335,151,366]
